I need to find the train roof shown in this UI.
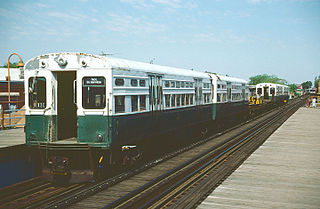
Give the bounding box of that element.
[256,82,288,88]
[208,73,248,84]
[25,52,209,79]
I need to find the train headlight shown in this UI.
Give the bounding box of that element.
[97,134,103,142]
[29,133,36,140]
[40,61,46,68]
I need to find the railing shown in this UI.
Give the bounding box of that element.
[0,108,25,130]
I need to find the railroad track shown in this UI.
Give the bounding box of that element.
[102,98,303,208]
[0,177,88,209]
[0,97,304,209]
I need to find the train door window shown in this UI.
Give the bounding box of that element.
[171,81,175,88]
[82,77,106,109]
[181,94,185,106]
[165,95,170,108]
[190,94,194,105]
[139,80,146,87]
[186,94,189,105]
[131,95,138,112]
[140,95,146,111]
[115,78,124,86]
[171,94,176,107]
[115,96,125,113]
[165,81,170,87]
[28,77,46,109]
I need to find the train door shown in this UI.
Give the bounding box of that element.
[194,79,202,105]
[54,71,77,140]
[148,75,163,111]
[227,82,232,102]
[263,86,269,99]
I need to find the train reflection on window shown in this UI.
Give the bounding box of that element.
[82,77,106,109]
[28,77,46,109]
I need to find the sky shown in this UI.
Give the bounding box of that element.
[0,0,319,84]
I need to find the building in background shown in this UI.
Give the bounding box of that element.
[0,68,24,110]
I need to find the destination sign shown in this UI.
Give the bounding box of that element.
[83,77,105,86]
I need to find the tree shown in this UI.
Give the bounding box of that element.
[0,62,20,68]
[301,81,312,90]
[249,74,287,85]
[288,84,297,94]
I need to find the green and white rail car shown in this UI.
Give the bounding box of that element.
[24,52,249,182]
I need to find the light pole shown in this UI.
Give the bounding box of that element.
[7,53,24,109]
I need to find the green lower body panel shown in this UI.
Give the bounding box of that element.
[77,115,111,147]
[25,115,57,145]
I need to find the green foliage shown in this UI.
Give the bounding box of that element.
[0,62,20,68]
[288,84,297,94]
[301,81,312,90]
[249,74,287,85]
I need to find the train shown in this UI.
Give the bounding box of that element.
[255,83,289,104]
[24,52,251,182]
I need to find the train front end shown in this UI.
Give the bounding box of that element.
[24,53,114,182]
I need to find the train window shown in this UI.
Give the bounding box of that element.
[83,77,106,109]
[28,77,46,109]
[186,94,189,105]
[139,80,146,87]
[171,94,176,107]
[165,81,170,88]
[257,88,262,95]
[176,95,181,106]
[181,94,185,106]
[270,88,275,95]
[165,95,170,108]
[217,94,221,102]
[115,96,125,113]
[140,95,146,111]
[131,79,138,87]
[181,82,185,88]
[171,81,175,88]
[190,82,194,88]
[176,81,180,88]
[131,96,138,112]
[190,94,194,105]
[115,78,124,86]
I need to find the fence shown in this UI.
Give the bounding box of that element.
[0,106,25,130]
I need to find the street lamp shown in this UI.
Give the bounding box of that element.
[7,53,24,109]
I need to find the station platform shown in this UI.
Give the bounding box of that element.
[198,107,320,208]
[0,128,25,148]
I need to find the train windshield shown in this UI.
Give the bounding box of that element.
[28,77,46,109]
[82,77,106,109]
